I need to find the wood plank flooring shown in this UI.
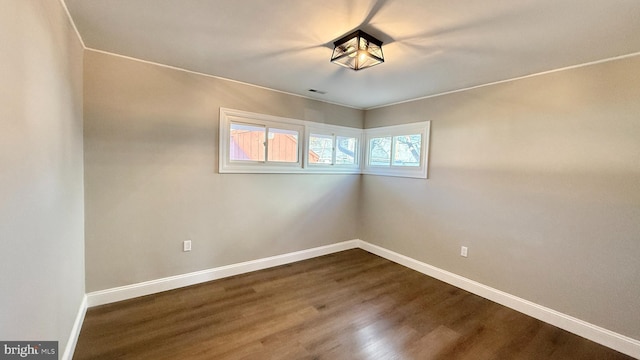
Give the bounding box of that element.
[74,249,633,359]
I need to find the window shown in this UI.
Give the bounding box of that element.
[220,108,428,177]
[393,134,421,167]
[229,123,265,161]
[220,109,304,173]
[228,123,301,164]
[267,127,299,163]
[363,121,430,178]
[336,136,358,165]
[368,136,392,165]
[308,133,333,164]
[305,125,361,173]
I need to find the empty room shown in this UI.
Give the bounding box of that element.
[1,0,639,359]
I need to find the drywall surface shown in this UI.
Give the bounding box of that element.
[362,55,640,339]
[83,50,363,292]
[0,0,85,348]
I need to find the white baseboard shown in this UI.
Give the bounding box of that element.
[61,294,87,360]
[357,240,640,359]
[87,240,360,307]
[83,239,639,358]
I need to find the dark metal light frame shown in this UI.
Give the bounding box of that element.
[331,30,384,71]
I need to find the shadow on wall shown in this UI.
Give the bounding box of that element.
[360,165,640,339]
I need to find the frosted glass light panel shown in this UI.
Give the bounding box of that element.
[309,134,333,164]
[393,134,422,167]
[267,127,299,163]
[336,136,357,165]
[229,123,265,161]
[369,137,392,166]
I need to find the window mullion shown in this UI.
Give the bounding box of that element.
[263,127,269,163]
[220,107,364,174]
[390,135,397,168]
[361,121,430,178]
[331,134,337,165]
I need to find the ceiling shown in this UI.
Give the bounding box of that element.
[65,0,640,109]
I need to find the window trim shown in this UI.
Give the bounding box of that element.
[220,108,305,173]
[362,121,431,179]
[220,108,430,178]
[304,124,362,174]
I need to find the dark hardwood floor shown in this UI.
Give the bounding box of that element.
[74,249,633,359]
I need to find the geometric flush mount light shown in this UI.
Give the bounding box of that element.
[330,30,384,71]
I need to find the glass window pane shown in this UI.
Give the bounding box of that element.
[393,134,421,167]
[336,136,357,165]
[369,137,391,166]
[267,128,299,163]
[230,123,265,161]
[309,134,333,164]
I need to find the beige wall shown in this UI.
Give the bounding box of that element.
[0,0,85,348]
[83,50,363,292]
[82,29,639,342]
[3,0,637,351]
[362,55,640,339]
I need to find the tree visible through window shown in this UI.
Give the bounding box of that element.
[363,121,430,178]
[336,136,357,165]
[369,135,421,167]
[222,108,426,176]
[393,135,421,167]
[309,134,333,164]
[369,137,392,165]
[308,133,359,167]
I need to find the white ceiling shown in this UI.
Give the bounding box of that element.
[65,0,640,109]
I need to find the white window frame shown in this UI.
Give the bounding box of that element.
[220,108,305,173]
[363,121,431,179]
[304,124,362,174]
[220,108,430,178]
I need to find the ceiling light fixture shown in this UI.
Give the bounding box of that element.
[330,30,384,71]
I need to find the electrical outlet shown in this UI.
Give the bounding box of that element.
[183,240,192,252]
[460,246,468,258]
